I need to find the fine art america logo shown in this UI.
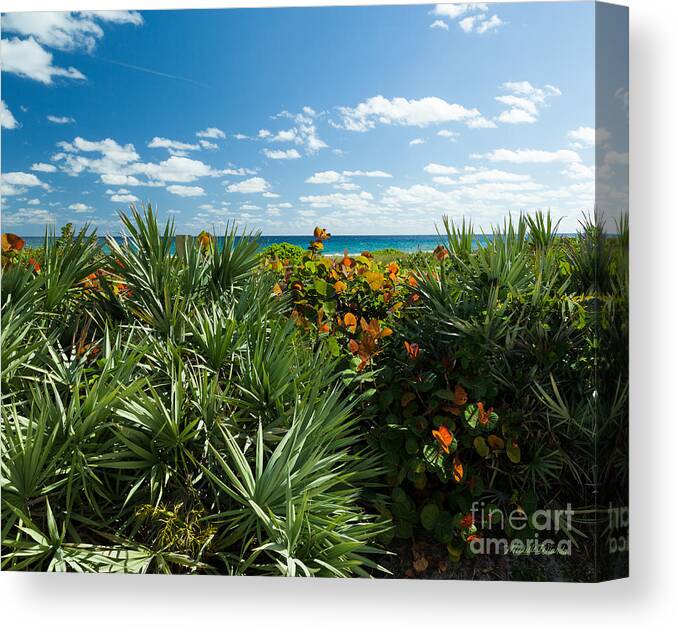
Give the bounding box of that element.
[468,503,630,557]
[468,502,575,556]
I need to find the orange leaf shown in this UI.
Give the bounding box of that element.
[404,341,420,360]
[363,271,384,291]
[452,456,464,483]
[432,426,454,454]
[344,312,357,333]
[2,233,25,253]
[454,384,468,406]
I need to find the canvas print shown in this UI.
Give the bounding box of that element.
[0,2,628,581]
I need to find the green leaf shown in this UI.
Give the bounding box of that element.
[473,436,490,458]
[420,503,440,531]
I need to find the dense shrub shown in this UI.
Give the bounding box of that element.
[259,241,306,265]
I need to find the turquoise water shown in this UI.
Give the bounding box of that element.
[21,234,445,256]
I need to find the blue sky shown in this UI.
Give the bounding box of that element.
[1,3,628,235]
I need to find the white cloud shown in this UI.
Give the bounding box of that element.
[196,127,226,139]
[133,155,220,182]
[263,148,301,160]
[227,177,271,194]
[495,81,561,125]
[476,148,582,164]
[2,11,141,51]
[299,191,374,210]
[459,16,477,33]
[433,4,488,20]
[409,138,425,146]
[458,169,531,183]
[1,171,50,196]
[437,129,459,141]
[1,100,18,129]
[337,95,483,131]
[27,198,41,205]
[110,193,139,203]
[167,184,206,197]
[198,139,218,150]
[80,11,143,25]
[495,95,538,115]
[148,136,200,155]
[430,20,449,30]
[476,14,503,34]
[267,107,328,154]
[2,207,56,225]
[424,163,459,175]
[497,108,536,124]
[68,202,93,212]
[100,174,144,186]
[561,163,595,180]
[433,4,502,35]
[467,116,497,128]
[2,171,49,188]
[567,126,611,147]
[1,37,86,84]
[47,115,75,124]
[307,171,343,185]
[262,192,280,198]
[30,162,57,173]
[305,169,392,185]
[433,176,456,186]
[271,128,297,142]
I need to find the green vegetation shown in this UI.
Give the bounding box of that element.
[1,206,628,578]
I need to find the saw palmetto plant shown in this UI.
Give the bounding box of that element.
[1,204,389,575]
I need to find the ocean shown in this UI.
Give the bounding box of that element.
[20,234,445,256]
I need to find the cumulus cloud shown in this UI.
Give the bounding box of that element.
[437,129,459,141]
[1,37,86,84]
[430,20,449,30]
[475,148,582,164]
[1,171,50,196]
[148,136,200,156]
[305,169,392,185]
[2,11,142,52]
[424,163,459,175]
[336,95,484,131]
[409,138,425,146]
[263,148,301,160]
[567,126,611,147]
[53,136,236,189]
[495,81,561,125]
[458,169,531,183]
[1,100,19,129]
[110,193,139,203]
[47,115,75,124]
[561,163,595,180]
[433,4,488,20]
[1,12,141,84]
[263,107,328,155]
[68,202,92,212]
[167,184,206,197]
[196,127,226,139]
[226,177,271,194]
[30,162,57,173]
[432,4,503,35]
